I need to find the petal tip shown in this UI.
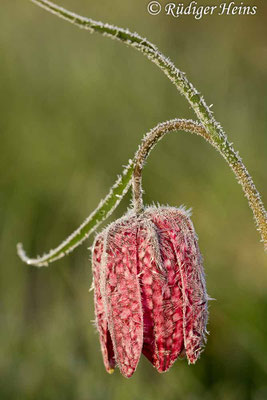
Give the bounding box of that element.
[107,368,115,374]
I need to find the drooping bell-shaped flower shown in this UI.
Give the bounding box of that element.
[92,205,209,378]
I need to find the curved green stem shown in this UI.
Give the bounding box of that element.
[132,119,209,214]
[17,119,208,267]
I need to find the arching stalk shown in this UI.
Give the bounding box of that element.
[17,119,208,267]
[132,119,209,214]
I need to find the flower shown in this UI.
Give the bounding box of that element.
[92,206,209,378]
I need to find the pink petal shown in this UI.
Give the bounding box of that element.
[92,237,115,373]
[153,207,208,364]
[139,215,184,372]
[102,220,143,378]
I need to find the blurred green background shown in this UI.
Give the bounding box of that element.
[0,1,266,399]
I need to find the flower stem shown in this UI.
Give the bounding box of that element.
[132,119,209,214]
[17,119,207,267]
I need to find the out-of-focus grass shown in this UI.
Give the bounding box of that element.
[0,1,266,399]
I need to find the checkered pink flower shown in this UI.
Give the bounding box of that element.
[92,206,208,378]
